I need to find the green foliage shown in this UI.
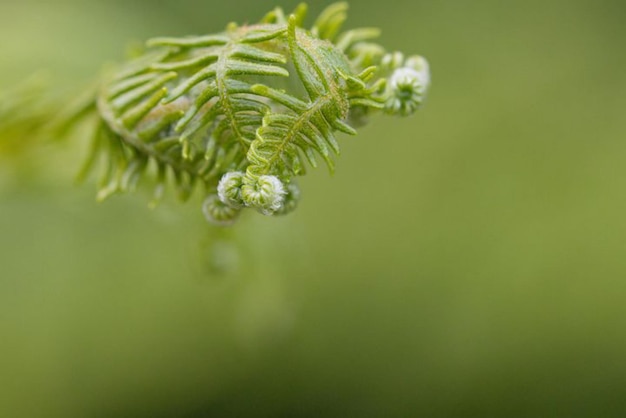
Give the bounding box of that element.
[0,74,54,156]
[45,2,431,224]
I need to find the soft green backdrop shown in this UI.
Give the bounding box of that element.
[1,0,626,417]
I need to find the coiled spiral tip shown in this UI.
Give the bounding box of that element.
[241,175,286,215]
[384,54,430,116]
[202,195,241,226]
[217,171,246,208]
[273,181,301,216]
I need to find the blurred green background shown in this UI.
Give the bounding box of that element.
[2,0,626,417]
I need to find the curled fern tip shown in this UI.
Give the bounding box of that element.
[60,2,431,225]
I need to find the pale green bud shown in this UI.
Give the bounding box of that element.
[202,195,240,226]
[217,171,245,208]
[241,175,286,215]
[273,182,301,216]
[384,55,430,116]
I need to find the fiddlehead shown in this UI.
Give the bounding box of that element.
[61,2,430,225]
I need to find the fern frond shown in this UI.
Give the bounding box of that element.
[58,2,431,225]
[0,74,59,155]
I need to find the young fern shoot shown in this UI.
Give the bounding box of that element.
[72,2,430,225]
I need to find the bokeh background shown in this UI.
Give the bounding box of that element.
[2,0,626,417]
